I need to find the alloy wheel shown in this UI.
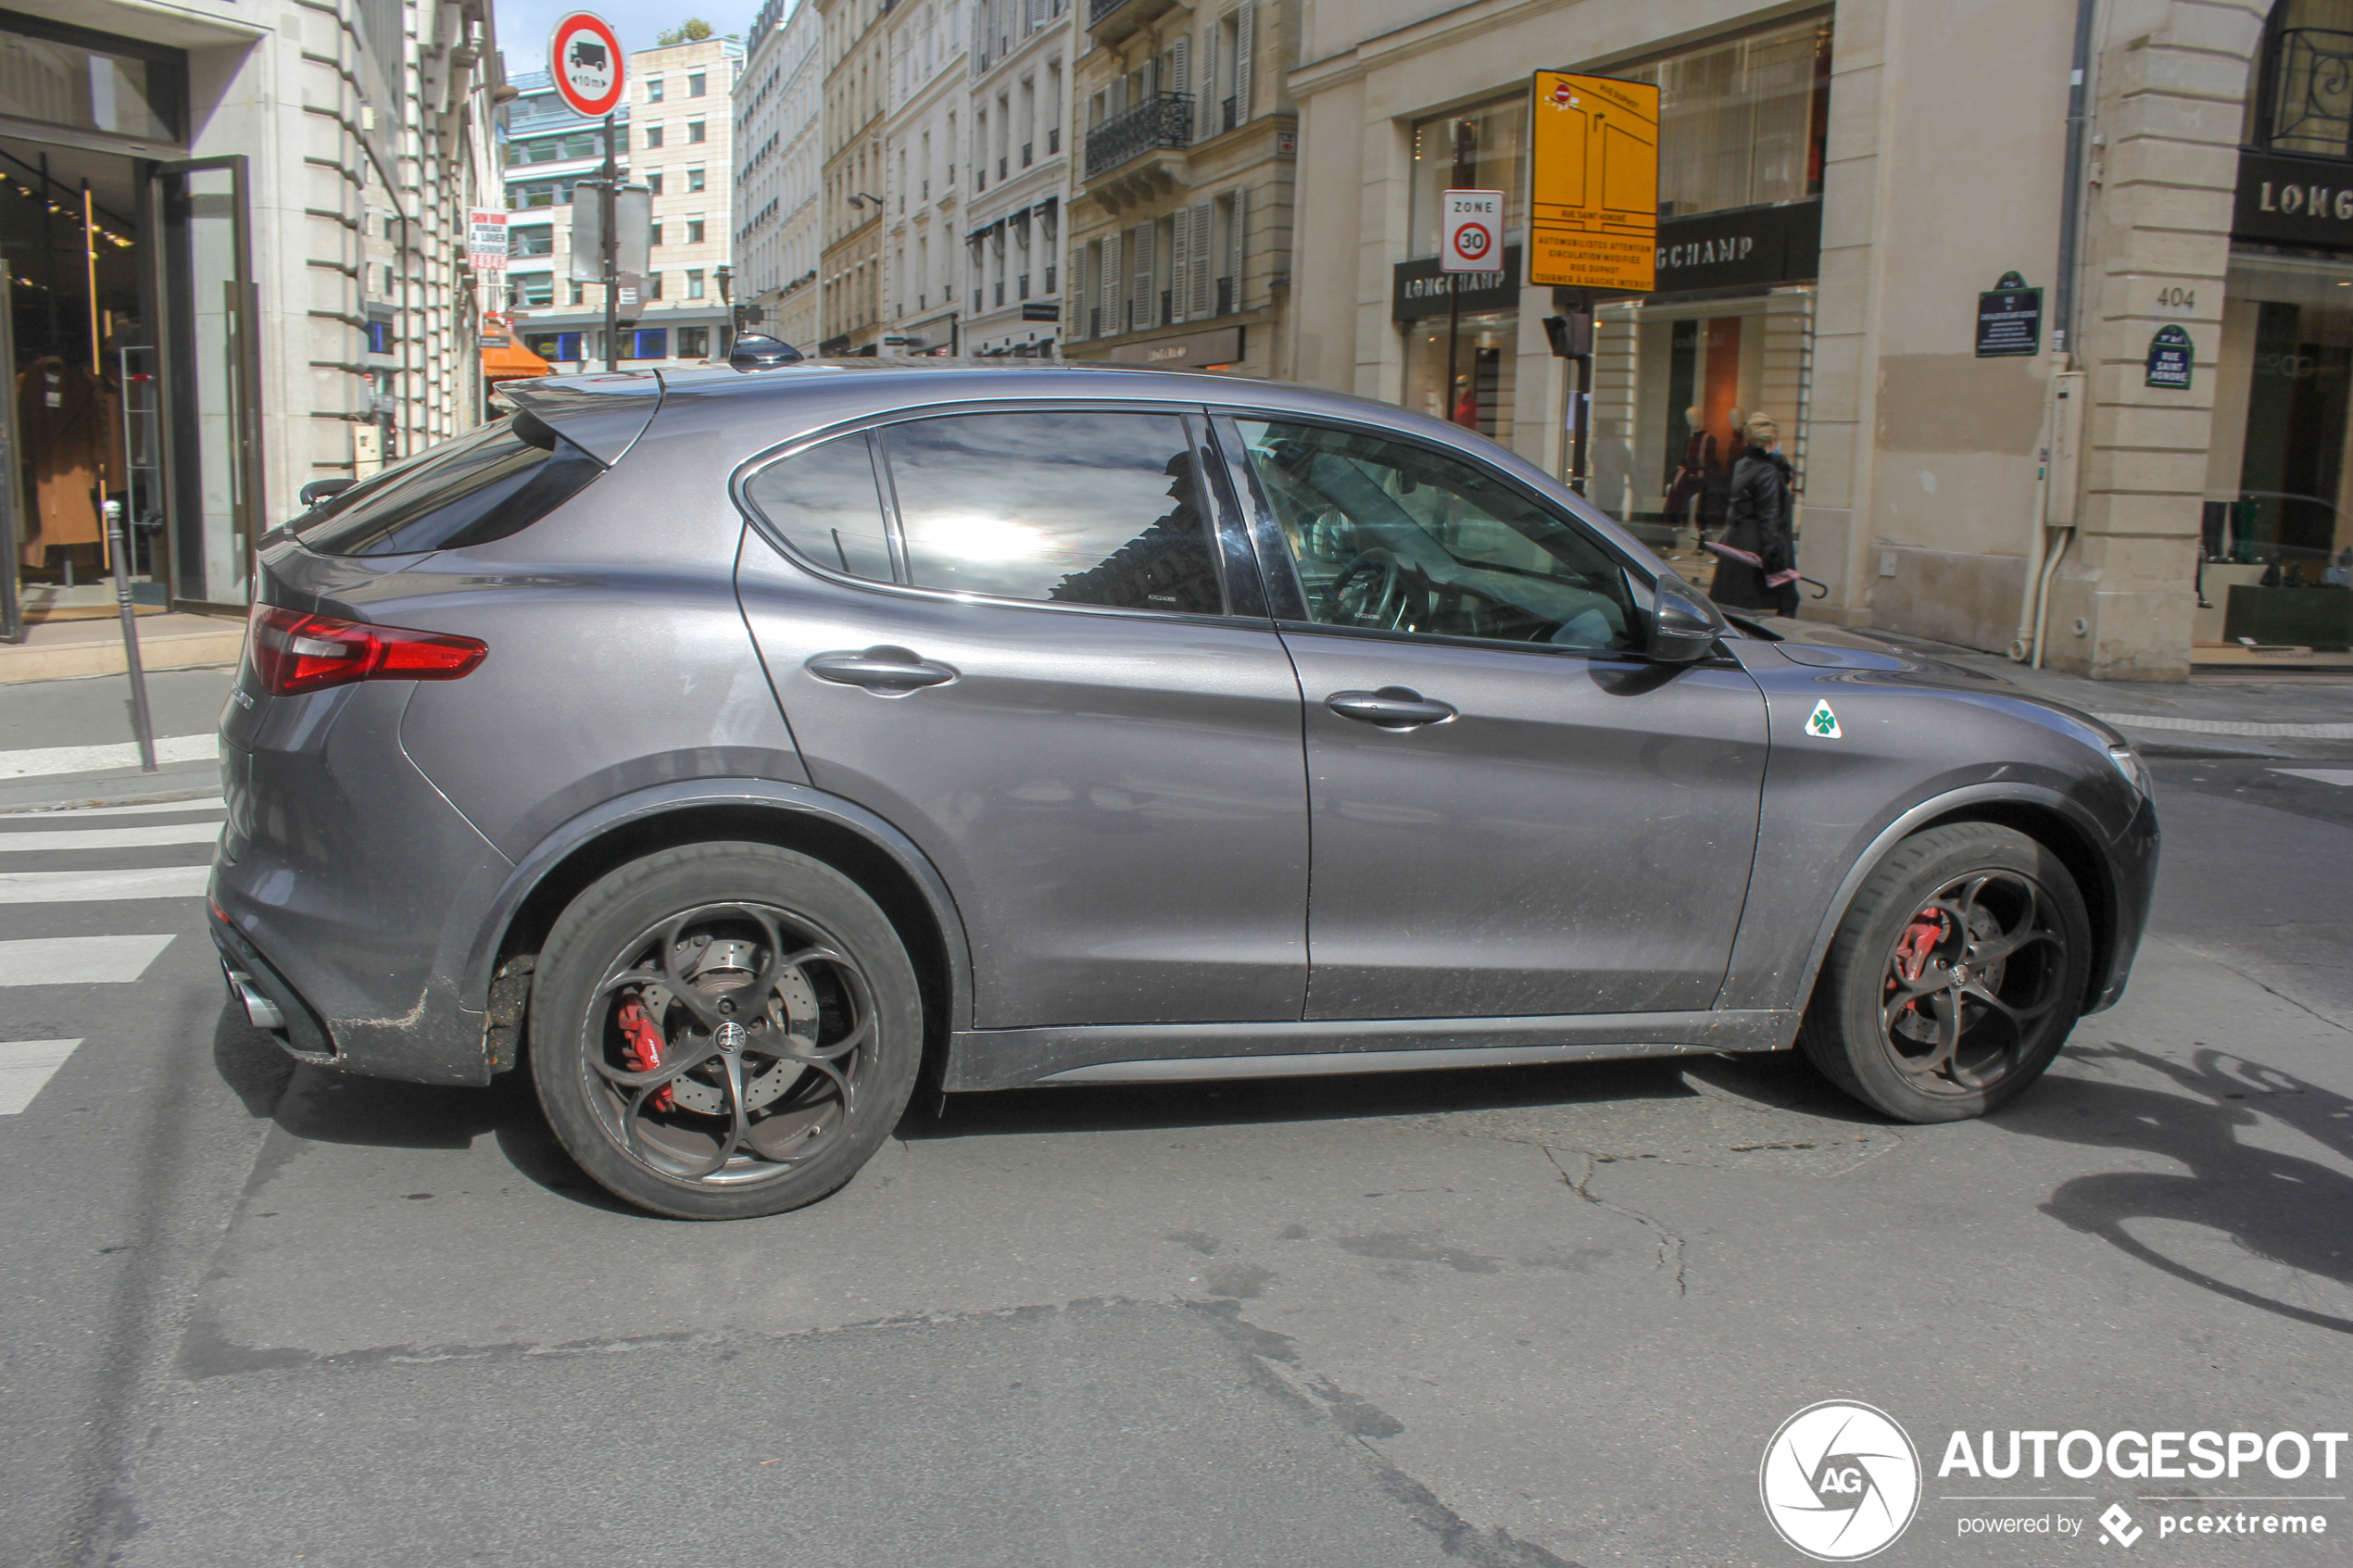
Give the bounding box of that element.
[1878,869,2068,1097]
[581,900,875,1187]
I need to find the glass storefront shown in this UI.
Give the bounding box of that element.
[2203,251,2353,649]
[1402,96,1532,439]
[1403,310,1517,440]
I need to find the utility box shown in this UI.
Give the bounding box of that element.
[2045,368,2086,525]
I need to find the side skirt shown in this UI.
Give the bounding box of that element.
[942,1009,1800,1091]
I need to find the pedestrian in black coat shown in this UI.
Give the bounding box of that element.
[1705,414,1801,615]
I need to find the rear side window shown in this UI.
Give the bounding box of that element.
[740,433,895,581]
[882,411,1223,614]
[296,411,601,557]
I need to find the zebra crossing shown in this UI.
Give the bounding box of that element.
[0,789,224,1115]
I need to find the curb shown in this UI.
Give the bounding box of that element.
[0,629,245,684]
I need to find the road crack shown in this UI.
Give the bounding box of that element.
[1542,1146,1686,1296]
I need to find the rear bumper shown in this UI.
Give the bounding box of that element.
[208,910,336,1063]
[210,679,514,1086]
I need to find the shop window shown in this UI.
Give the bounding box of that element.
[2252,1,2353,157]
[624,328,669,359]
[526,332,586,361]
[2202,256,2353,652]
[679,326,711,358]
[1409,96,1529,259]
[1403,313,1517,443]
[1617,16,1832,219]
[0,19,180,144]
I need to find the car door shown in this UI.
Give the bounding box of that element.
[734,404,1309,1030]
[1215,412,1768,1021]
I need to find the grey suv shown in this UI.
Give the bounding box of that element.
[211,364,2157,1219]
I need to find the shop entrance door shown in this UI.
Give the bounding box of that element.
[152,157,263,610]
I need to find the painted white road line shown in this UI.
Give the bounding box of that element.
[2271,768,2353,787]
[0,866,211,903]
[0,1039,82,1115]
[20,796,225,820]
[0,935,175,986]
[0,734,216,780]
[2093,712,2353,740]
[0,822,221,853]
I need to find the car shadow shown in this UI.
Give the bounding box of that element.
[209,1001,635,1215]
[1995,1041,2353,1336]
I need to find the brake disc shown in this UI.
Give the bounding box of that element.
[660,937,821,1116]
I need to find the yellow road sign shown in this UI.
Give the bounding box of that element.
[1528,70,1658,292]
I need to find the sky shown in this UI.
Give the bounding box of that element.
[493,0,772,74]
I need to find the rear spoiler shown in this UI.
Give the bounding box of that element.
[499,372,662,467]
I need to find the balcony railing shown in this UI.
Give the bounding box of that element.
[1087,0,1130,25]
[2264,27,2353,157]
[1085,93,1193,180]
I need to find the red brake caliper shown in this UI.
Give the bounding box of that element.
[617,994,673,1110]
[1886,908,1950,1022]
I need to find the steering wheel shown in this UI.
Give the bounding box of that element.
[1329,550,1410,630]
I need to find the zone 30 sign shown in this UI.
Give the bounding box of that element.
[548,12,625,119]
[1441,190,1504,274]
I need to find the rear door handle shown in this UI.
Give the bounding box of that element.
[1326,686,1457,729]
[806,646,959,694]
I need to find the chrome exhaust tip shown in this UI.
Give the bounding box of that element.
[223,965,286,1032]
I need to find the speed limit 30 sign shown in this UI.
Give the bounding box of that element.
[1441,189,1504,273]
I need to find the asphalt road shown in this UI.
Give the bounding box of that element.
[1,708,2349,1564]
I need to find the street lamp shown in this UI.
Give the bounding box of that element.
[846,191,882,210]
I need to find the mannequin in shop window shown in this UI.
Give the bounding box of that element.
[1705,413,1800,617]
[1663,404,1715,549]
[1453,373,1478,432]
[16,358,119,581]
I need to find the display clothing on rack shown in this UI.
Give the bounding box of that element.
[16,358,119,567]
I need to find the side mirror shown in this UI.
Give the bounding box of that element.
[299,477,356,508]
[1647,575,1725,663]
[728,332,805,371]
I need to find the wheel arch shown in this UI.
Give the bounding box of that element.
[1795,785,2121,1018]
[468,781,973,1091]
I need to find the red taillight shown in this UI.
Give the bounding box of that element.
[247,604,487,696]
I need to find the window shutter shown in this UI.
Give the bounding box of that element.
[1129,221,1154,330]
[1170,207,1192,323]
[1028,0,1044,30]
[1100,231,1121,330]
[1226,187,1246,307]
[1200,21,1216,122]
[1170,34,1189,96]
[1233,5,1253,126]
[1189,200,1214,317]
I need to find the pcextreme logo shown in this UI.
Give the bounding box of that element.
[1760,1400,1924,1561]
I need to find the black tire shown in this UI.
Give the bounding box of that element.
[529,842,921,1219]
[1799,822,2090,1123]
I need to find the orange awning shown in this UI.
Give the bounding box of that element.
[482,340,553,378]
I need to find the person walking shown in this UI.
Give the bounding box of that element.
[1704,414,1802,615]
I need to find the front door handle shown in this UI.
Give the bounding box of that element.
[1326,686,1457,730]
[806,646,959,694]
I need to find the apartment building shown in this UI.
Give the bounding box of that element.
[505,35,742,370]
[1063,0,1295,378]
[880,0,969,357]
[962,0,1076,358]
[818,0,890,354]
[736,0,826,350]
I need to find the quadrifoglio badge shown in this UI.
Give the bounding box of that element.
[1762,1402,2347,1557]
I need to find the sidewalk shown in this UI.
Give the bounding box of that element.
[0,612,245,684]
[1778,618,2353,759]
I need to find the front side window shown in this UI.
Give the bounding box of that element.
[882,411,1222,613]
[1235,420,1635,653]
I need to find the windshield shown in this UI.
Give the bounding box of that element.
[294,412,602,557]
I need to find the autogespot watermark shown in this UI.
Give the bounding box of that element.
[1762,1403,2348,1557]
